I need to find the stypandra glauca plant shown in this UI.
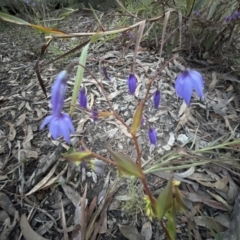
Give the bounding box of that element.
[40,36,204,240]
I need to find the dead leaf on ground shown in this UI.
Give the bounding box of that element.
[20,214,48,240]
[227,174,238,204]
[5,122,16,141]
[197,176,228,190]
[25,162,59,196]
[61,182,84,207]
[118,225,143,240]
[182,191,229,211]
[141,222,152,240]
[193,216,227,233]
[23,125,33,149]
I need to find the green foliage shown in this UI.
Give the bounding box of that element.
[118,0,240,74]
[69,42,90,116]
[121,178,145,221]
[155,178,173,220]
[107,147,144,178]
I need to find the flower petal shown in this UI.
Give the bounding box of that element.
[190,71,204,98]
[40,115,54,130]
[148,128,157,145]
[59,121,71,143]
[51,70,68,114]
[153,90,161,109]
[63,114,75,133]
[127,73,137,95]
[175,73,192,105]
[49,117,60,139]
[79,87,87,109]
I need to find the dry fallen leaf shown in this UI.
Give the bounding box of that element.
[5,122,16,141]
[141,222,152,240]
[118,225,142,240]
[227,174,238,204]
[61,182,84,207]
[20,214,48,240]
[25,162,59,196]
[197,176,228,190]
[209,71,218,91]
[23,125,33,150]
[15,113,26,127]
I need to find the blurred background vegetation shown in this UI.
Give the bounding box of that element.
[1,0,240,74]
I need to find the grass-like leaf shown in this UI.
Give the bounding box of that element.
[69,42,90,115]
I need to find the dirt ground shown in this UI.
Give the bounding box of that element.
[1,8,240,240]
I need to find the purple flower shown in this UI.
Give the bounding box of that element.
[78,87,87,109]
[40,112,75,143]
[226,11,240,23]
[148,128,157,145]
[232,11,240,20]
[226,16,232,23]
[175,69,204,105]
[92,108,98,122]
[153,90,161,109]
[100,67,111,81]
[51,70,68,114]
[127,74,137,95]
[193,10,200,17]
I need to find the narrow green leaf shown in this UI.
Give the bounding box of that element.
[131,101,144,134]
[69,32,103,115]
[107,147,143,178]
[0,12,67,35]
[165,206,176,240]
[155,178,173,220]
[62,150,92,162]
[172,31,180,47]
[174,188,187,213]
[90,32,103,43]
[0,11,30,25]
[194,0,206,11]
[203,31,217,49]
[69,42,90,115]
[186,0,195,15]
[207,1,219,20]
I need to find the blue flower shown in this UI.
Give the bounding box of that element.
[148,128,157,145]
[78,87,87,109]
[92,108,98,122]
[51,70,68,114]
[40,112,75,143]
[193,10,201,17]
[175,69,204,105]
[153,90,161,109]
[226,11,240,23]
[100,67,111,81]
[127,73,137,95]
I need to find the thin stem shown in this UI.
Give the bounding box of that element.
[160,220,171,239]
[91,152,116,165]
[81,138,115,165]
[141,176,155,206]
[132,134,142,165]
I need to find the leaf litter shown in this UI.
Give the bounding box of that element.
[0,5,240,240]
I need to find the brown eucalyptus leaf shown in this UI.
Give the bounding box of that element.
[20,214,48,240]
[141,222,152,240]
[118,225,143,240]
